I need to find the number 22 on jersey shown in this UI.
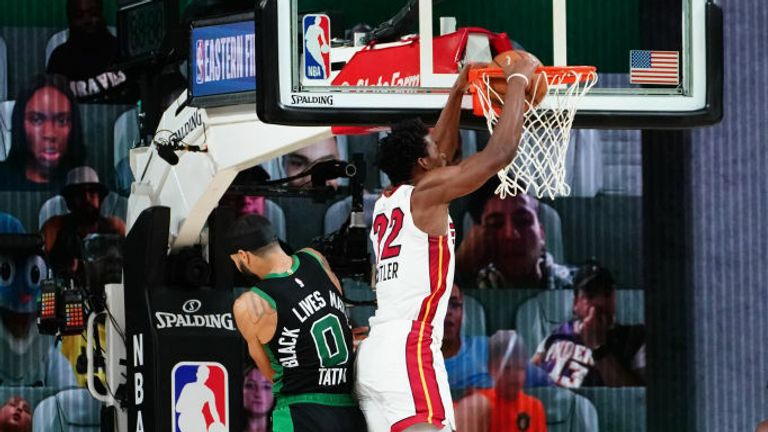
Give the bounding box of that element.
[372,208,404,260]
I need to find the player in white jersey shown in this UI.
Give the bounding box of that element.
[354,50,541,432]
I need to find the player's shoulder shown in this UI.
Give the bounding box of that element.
[233,290,274,319]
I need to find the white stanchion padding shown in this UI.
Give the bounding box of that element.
[127,92,333,250]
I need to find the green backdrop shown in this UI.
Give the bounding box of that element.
[0,0,640,71]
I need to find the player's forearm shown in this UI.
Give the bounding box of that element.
[481,80,527,171]
[433,85,464,162]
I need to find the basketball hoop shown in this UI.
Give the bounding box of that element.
[469,65,598,200]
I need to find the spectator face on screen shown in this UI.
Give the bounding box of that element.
[443,283,464,345]
[69,184,104,222]
[283,138,340,187]
[479,195,545,282]
[67,0,105,37]
[243,367,273,417]
[490,359,526,401]
[24,86,73,174]
[573,288,616,326]
[0,396,32,432]
[488,331,527,401]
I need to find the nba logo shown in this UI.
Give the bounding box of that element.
[303,14,331,80]
[172,362,229,432]
[196,40,205,84]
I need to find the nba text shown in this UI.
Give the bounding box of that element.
[133,333,146,432]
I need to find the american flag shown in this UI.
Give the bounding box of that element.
[629,50,680,85]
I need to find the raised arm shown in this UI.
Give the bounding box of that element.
[413,51,540,207]
[431,64,472,163]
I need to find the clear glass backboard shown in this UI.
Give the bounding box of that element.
[256,0,722,129]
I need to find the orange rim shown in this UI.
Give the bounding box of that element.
[468,65,597,116]
[468,65,597,86]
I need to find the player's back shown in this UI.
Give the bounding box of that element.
[251,250,355,397]
[369,185,455,339]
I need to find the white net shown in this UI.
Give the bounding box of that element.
[472,68,598,200]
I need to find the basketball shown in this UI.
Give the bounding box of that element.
[320,44,330,54]
[492,50,546,109]
[527,72,548,108]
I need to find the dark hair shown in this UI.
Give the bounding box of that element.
[66,0,103,17]
[226,214,279,255]
[573,262,615,298]
[7,74,85,182]
[377,118,429,186]
[466,177,536,225]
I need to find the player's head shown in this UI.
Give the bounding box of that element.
[488,330,527,401]
[226,214,281,279]
[314,16,322,26]
[378,118,446,186]
[572,262,616,323]
[196,365,210,382]
[443,283,464,345]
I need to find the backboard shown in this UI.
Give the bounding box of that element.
[256,0,722,129]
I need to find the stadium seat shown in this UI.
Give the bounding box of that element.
[575,387,646,432]
[0,36,7,101]
[45,27,116,65]
[0,100,13,161]
[323,192,379,234]
[463,288,542,336]
[264,199,287,241]
[461,200,565,264]
[113,108,139,170]
[461,293,486,336]
[32,388,101,432]
[514,289,645,357]
[527,387,600,432]
[101,192,128,222]
[565,129,604,198]
[599,129,643,196]
[341,279,376,328]
[38,195,68,229]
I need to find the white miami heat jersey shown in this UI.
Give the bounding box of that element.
[368,185,456,340]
